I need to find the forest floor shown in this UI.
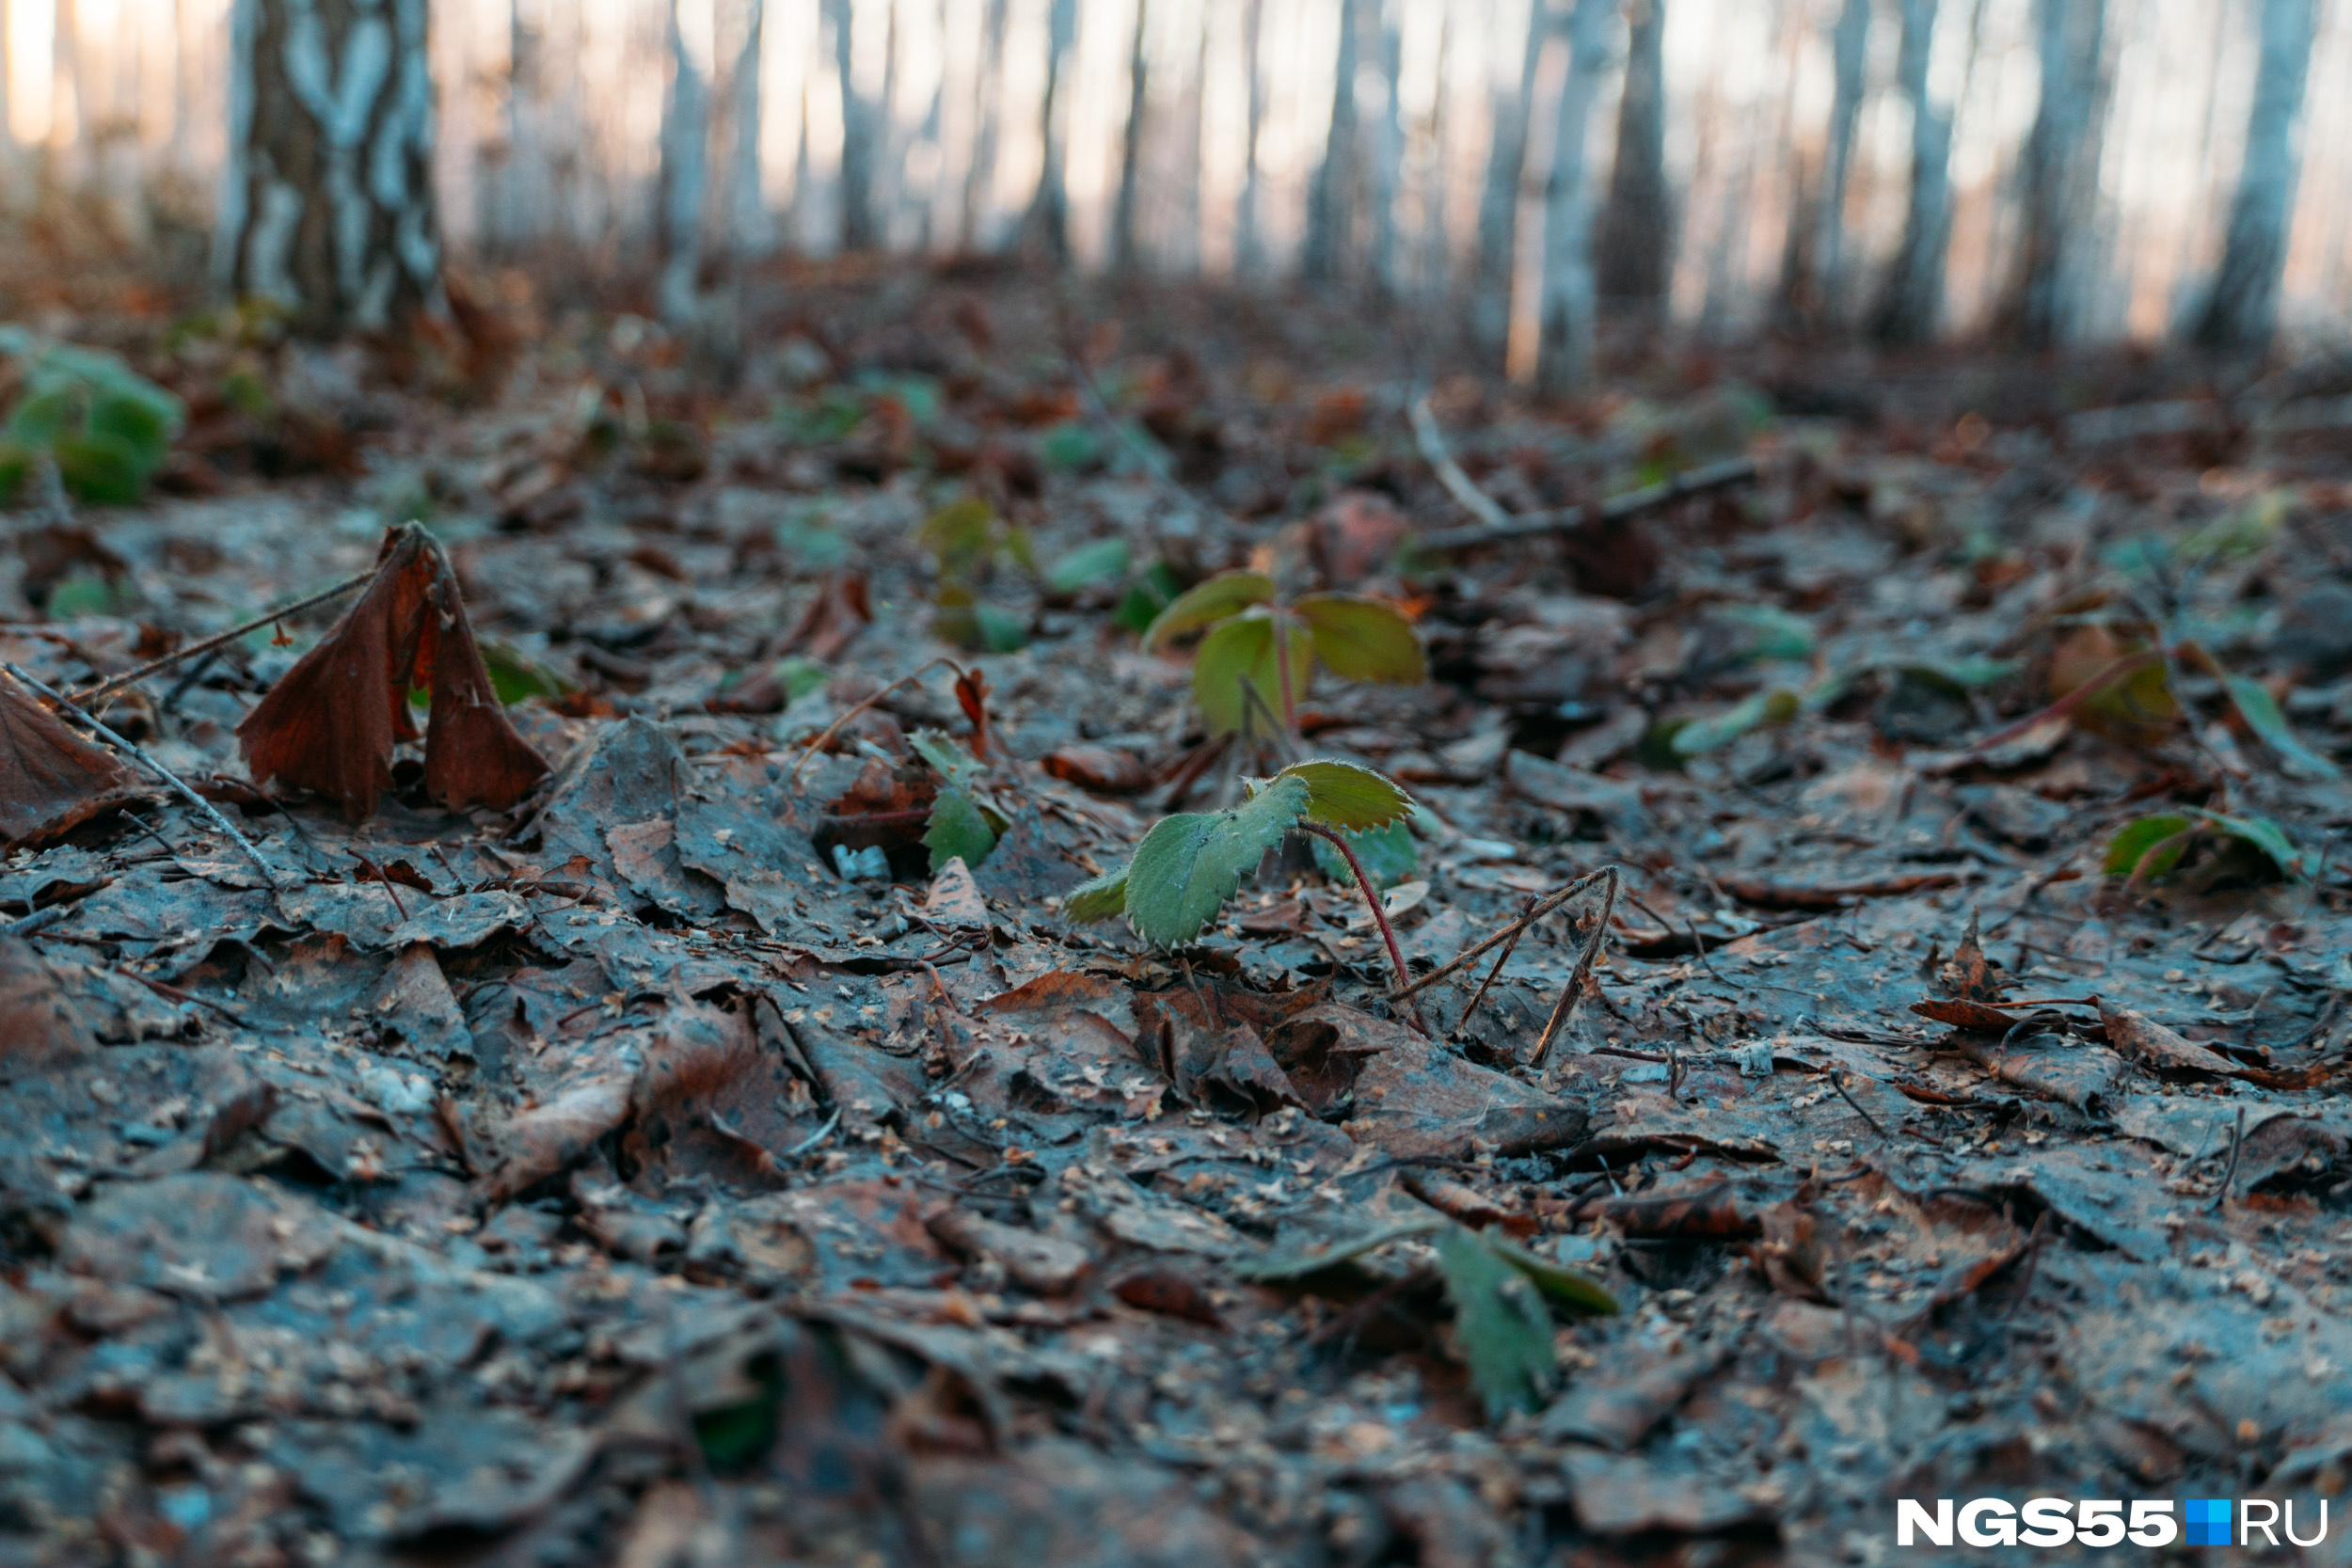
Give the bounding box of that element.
[3,262,2352,1567]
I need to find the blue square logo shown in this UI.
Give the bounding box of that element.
[2185,1498,2233,1546]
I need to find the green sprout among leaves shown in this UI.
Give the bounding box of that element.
[0,329,185,506]
[1141,570,1426,737]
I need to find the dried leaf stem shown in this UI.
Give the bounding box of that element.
[68,570,378,707]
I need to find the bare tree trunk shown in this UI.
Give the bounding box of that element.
[215,0,442,337]
[2000,0,2108,348]
[1597,0,1669,323]
[1369,0,1405,294]
[1534,0,1616,396]
[1112,0,1151,272]
[657,0,708,323]
[1415,1,1454,297]
[2187,0,2316,351]
[1234,0,1269,274]
[913,0,946,249]
[1023,0,1076,262]
[960,0,1009,249]
[728,0,770,262]
[827,0,877,250]
[1871,0,1953,342]
[1780,0,1867,332]
[1169,8,1208,272]
[876,0,901,236]
[1303,0,1362,282]
[1474,0,1547,354]
[0,0,15,202]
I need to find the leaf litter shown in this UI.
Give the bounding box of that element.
[0,277,2349,1564]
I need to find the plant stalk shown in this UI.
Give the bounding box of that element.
[1298,818,1427,1036]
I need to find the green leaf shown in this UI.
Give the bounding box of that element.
[1141,570,1278,652]
[2103,814,2192,879]
[925,786,999,873]
[1294,594,1428,685]
[1062,864,1130,923]
[45,573,121,620]
[1123,773,1311,945]
[478,641,575,705]
[2223,675,2342,781]
[1672,688,1799,755]
[1193,612,1311,736]
[53,433,149,504]
[1234,1218,1445,1283]
[1309,819,1418,889]
[1045,537,1131,594]
[1435,1226,1555,1418]
[919,496,1000,574]
[1039,422,1103,472]
[2192,808,2307,879]
[1718,603,1816,663]
[1113,562,1182,634]
[1485,1235,1618,1315]
[1276,758,1415,831]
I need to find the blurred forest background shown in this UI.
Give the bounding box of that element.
[0,0,2345,376]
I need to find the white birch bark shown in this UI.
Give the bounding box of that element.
[728,0,770,261]
[215,0,443,336]
[1534,0,1616,395]
[1369,0,1405,294]
[2187,0,2317,350]
[1234,0,1269,275]
[657,0,708,324]
[1113,0,1152,272]
[1871,0,1953,342]
[1474,0,1549,354]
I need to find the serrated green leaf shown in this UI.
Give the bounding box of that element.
[2192,807,2307,879]
[1485,1235,1618,1315]
[1141,570,1279,652]
[1294,594,1428,685]
[2223,675,2341,781]
[1309,819,1418,889]
[1672,689,1798,755]
[1194,612,1311,736]
[1124,773,1310,945]
[1045,537,1131,594]
[2103,814,2192,879]
[1062,864,1130,923]
[1435,1226,1555,1418]
[924,786,998,873]
[1277,757,1415,831]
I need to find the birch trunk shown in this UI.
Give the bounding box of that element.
[1112,0,1151,273]
[913,0,946,248]
[1781,0,1867,330]
[1302,0,1363,283]
[1871,0,1953,342]
[1234,0,1269,274]
[656,0,708,323]
[1369,0,1404,294]
[2187,0,2316,351]
[1474,0,1548,354]
[728,0,769,261]
[215,0,443,337]
[828,0,878,250]
[1597,0,1669,321]
[2001,0,2107,348]
[1534,0,1616,396]
[0,0,14,201]
[1023,0,1076,262]
[960,0,1009,249]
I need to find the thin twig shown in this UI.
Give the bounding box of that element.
[1414,457,1759,551]
[5,665,286,890]
[2,902,79,939]
[67,570,376,707]
[1392,866,1616,999]
[1407,390,1510,531]
[352,852,411,921]
[1533,866,1622,1068]
[1454,894,1537,1035]
[1297,819,1429,1037]
[1829,1069,1891,1143]
[789,656,962,784]
[2209,1103,2247,1212]
[784,1108,844,1160]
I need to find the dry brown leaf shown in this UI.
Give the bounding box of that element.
[236,523,548,820]
[0,673,142,850]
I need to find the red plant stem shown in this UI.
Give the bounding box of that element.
[1961,648,2161,756]
[1298,819,1428,1037]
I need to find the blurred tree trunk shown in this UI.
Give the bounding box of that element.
[1234,0,1268,274]
[1871,0,1953,343]
[0,0,14,200]
[876,0,901,232]
[827,0,877,250]
[657,0,708,324]
[2186,0,2316,351]
[1597,0,1669,326]
[2000,0,2108,348]
[1369,0,1404,294]
[727,0,770,262]
[912,0,946,248]
[1169,9,1208,273]
[1112,0,1150,273]
[1023,0,1075,262]
[960,0,1009,249]
[1303,0,1362,283]
[1474,0,1547,356]
[1779,0,1867,333]
[1534,0,1616,396]
[214,0,443,336]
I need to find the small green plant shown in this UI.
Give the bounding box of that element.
[918,496,1136,653]
[1065,757,1422,996]
[2104,807,2308,886]
[0,328,184,505]
[1141,570,1426,737]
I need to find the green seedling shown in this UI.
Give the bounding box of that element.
[0,328,184,505]
[1141,569,1425,737]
